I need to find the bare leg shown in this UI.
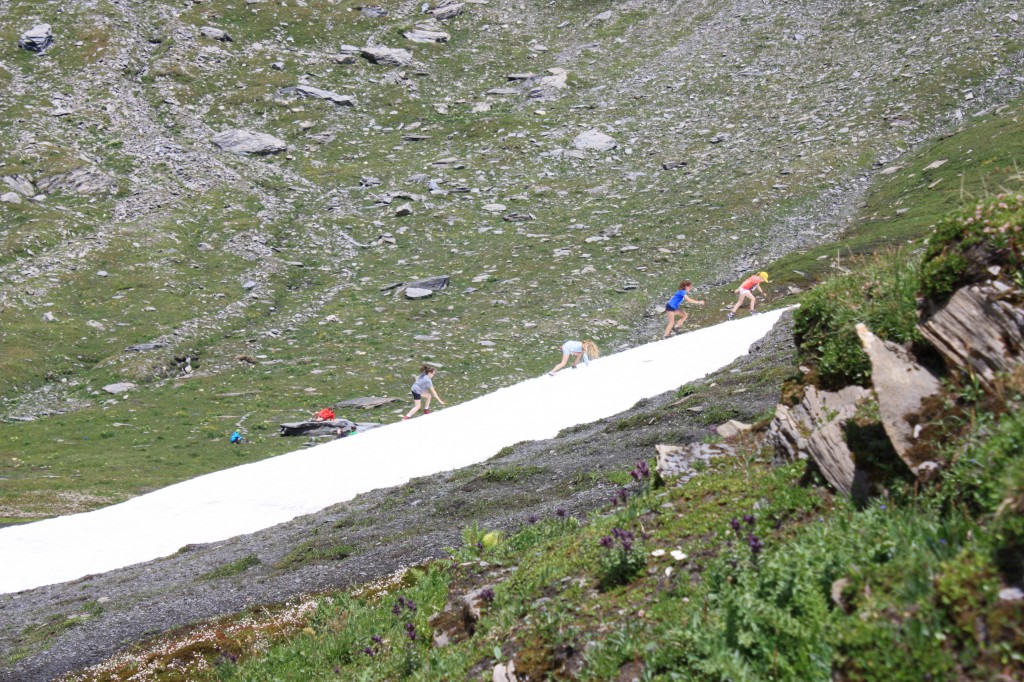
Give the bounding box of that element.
[664,311,678,338]
[570,352,583,368]
[549,354,571,374]
[674,310,689,328]
[731,290,753,315]
[405,398,423,418]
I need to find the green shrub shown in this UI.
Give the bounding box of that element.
[793,252,923,389]
[920,191,1024,304]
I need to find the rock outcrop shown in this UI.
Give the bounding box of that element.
[768,385,871,496]
[360,46,413,66]
[19,24,53,52]
[287,85,356,107]
[211,130,287,155]
[918,280,1024,388]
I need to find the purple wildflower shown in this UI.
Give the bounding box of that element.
[392,599,404,616]
[743,514,755,526]
[406,599,417,612]
[630,461,651,481]
[730,517,741,532]
[555,508,567,519]
[527,515,538,524]
[747,534,763,556]
[599,535,615,548]
[405,622,417,641]
[480,587,495,603]
[363,647,375,657]
[371,634,383,644]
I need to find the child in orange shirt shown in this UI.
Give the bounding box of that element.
[727,271,770,320]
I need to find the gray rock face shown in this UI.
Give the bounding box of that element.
[36,167,117,195]
[360,46,413,66]
[573,129,617,151]
[19,24,53,52]
[528,69,568,99]
[199,26,232,42]
[288,85,356,107]
[404,28,450,43]
[768,384,871,496]
[0,192,22,205]
[102,382,137,395]
[405,287,434,299]
[3,175,36,196]
[360,5,388,17]
[279,419,356,437]
[855,323,941,474]
[211,130,287,155]
[919,281,1024,388]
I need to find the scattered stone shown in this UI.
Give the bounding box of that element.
[199,26,232,42]
[715,419,751,440]
[493,661,518,682]
[404,28,450,43]
[502,212,534,222]
[431,2,464,20]
[709,133,730,144]
[42,312,56,323]
[768,385,872,497]
[279,419,356,437]
[360,46,413,66]
[592,10,613,22]
[287,85,356,107]
[482,203,506,213]
[486,87,519,96]
[573,129,617,151]
[407,275,450,290]
[528,69,568,99]
[102,382,137,395]
[211,130,287,155]
[395,202,413,216]
[405,287,434,299]
[471,101,492,113]
[359,5,388,17]
[661,161,687,171]
[1,192,22,205]
[656,442,734,480]
[3,175,36,196]
[243,280,258,290]
[999,587,1024,602]
[19,24,53,52]
[855,323,942,475]
[507,72,534,81]
[125,342,166,352]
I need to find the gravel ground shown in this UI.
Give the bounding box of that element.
[0,314,794,682]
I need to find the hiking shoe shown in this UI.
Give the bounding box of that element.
[750,311,760,316]
[402,415,410,420]
[727,312,734,321]
[424,409,431,414]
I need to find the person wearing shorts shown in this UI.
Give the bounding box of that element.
[728,271,770,319]
[663,279,706,338]
[548,340,599,375]
[403,365,444,420]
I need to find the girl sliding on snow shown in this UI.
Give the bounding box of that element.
[548,340,599,375]
[663,279,706,338]
[403,365,445,420]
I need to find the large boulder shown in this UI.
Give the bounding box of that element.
[287,85,356,107]
[767,385,872,496]
[855,324,942,476]
[573,129,617,152]
[3,175,36,196]
[279,419,356,437]
[404,28,450,43]
[431,2,464,20]
[360,46,413,66]
[19,24,53,52]
[211,130,287,155]
[918,280,1024,388]
[199,26,232,42]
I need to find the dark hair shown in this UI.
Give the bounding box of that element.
[679,280,692,290]
[419,365,435,375]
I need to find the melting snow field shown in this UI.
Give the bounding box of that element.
[0,309,789,594]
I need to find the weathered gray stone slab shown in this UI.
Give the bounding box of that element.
[211,130,287,155]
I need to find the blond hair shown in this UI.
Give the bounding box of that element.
[582,340,600,359]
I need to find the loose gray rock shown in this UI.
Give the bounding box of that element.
[431,2,464,20]
[200,26,232,42]
[655,442,734,480]
[36,167,117,195]
[573,129,617,151]
[125,343,166,352]
[359,5,388,17]
[102,382,137,395]
[855,323,941,474]
[19,24,53,52]
[287,85,356,107]
[404,28,450,43]
[211,130,287,155]
[407,275,450,290]
[334,397,399,409]
[42,312,56,323]
[405,287,434,299]
[715,419,752,440]
[243,280,258,290]
[279,419,356,437]
[3,175,36,196]
[360,46,413,66]
[0,192,22,205]
[395,202,413,216]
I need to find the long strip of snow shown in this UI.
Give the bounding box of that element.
[0,309,789,594]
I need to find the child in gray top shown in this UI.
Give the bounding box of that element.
[403,365,445,420]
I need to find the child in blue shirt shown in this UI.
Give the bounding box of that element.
[664,280,705,338]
